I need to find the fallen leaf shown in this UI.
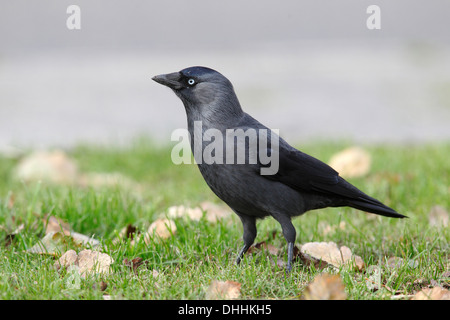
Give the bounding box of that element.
[92,280,108,291]
[45,216,71,235]
[28,229,99,255]
[55,249,78,270]
[300,242,365,271]
[428,205,449,228]
[430,279,440,287]
[293,245,329,269]
[165,202,231,223]
[328,146,371,178]
[302,273,347,300]
[412,287,450,300]
[112,224,140,246]
[57,251,114,289]
[199,201,231,222]
[27,231,79,255]
[69,231,100,247]
[166,205,203,221]
[144,218,177,243]
[15,150,79,184]
[78,172,140,190]
[123,257,145,273]
[247,241,280,256]
[77,249,114,278]
[3,223,24,247]
[122,224,138,240]
[205,280,241,300]
[411,278,430,291]
[43,215,100,247]
[340,246,365,270]
[56,250,113,279]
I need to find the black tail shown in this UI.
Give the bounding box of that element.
[346,197,406,218]
[326,177,407,219]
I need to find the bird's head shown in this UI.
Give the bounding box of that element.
[152,66,242,117]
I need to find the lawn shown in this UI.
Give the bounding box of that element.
[0,138,448,300]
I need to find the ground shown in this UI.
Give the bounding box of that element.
[0,139,448,299]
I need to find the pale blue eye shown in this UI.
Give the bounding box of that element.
[188,79,195,85]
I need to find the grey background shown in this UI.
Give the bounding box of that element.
[1,0,449,150]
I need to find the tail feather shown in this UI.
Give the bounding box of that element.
[309,175,406,219]
[332,177,406,219]
[346,197,406,218]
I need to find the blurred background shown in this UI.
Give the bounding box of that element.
[1,0,449,151]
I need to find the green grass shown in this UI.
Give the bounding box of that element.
[0,138,448,300]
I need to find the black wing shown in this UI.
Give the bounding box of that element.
[264,147,346,195]
[235,113,404,218]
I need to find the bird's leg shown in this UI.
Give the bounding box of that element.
[272,214,296,273]
[235,214,256,265]
[236,243,251,265]
[286,242,294,273]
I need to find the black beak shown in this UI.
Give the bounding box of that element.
[152,72,184,90]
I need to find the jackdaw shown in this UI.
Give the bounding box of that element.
[152,66,405,272]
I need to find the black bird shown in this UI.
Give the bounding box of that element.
[152,66,406,272]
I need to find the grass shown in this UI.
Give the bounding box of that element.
[0,138,448,300]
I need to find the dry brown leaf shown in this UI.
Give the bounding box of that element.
[27,231,79,255]
[247,241,280,256]
[118,224,139,240]
[112,224,140,246]
[14,150,139,191]
[293,245,329,269]
[55,249,114,279]
[300,241,365,271]
[43,215,99,247]
[121,224,138,240]
[303,273,347,300]
[205,280,241,300]
[78,172,140,190]
[328,146,371,178]
[45,216,71,235]
[55,249,78,270]
[144,218,177,243]
[166,205,203,221]
[15,150,79,184]
[428,205,449,228]
[77,249,114,278]
[123,257,145,273]
[3,223,24,247]
[70,231,100,247]
[412,287,450,300]
[28,228,99,255]
[199,201,231,222]
[92,280,108,291]
[165,202,231,223]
